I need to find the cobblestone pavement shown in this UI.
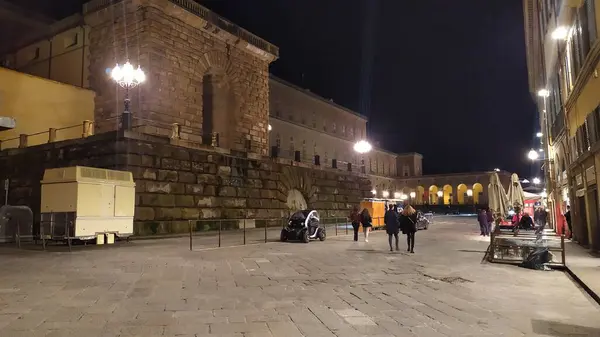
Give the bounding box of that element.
[0,216,599,337]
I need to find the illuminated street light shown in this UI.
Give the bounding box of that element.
[394,192,401,199]
[522,179,530,184]
[537,89,550,97]
[528,149,539,160]
[551,26,569,40]
[382,190,390,198]
[541,190,548,198]
[437,191,443,197]
[533,177,541,185]
[539,148,544,152]
[536,132,543,138]
[353,140,372,154]
[371,189,376,195]
[410,192,416,199]
[268,124,272,131]
[466,189,473,197]
[494,168,500,172]
[111,61,145,130]
[400,194,408,200]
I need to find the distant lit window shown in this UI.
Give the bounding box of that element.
[289,137,294,156]
[349,127,354,139]
[332,123,337,133]
[341,125,346,136]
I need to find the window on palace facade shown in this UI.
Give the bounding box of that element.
[332,122,337,133]
[302,140,307,161]
[324,151,329,167]
[289,136,295,156]
[349,127,354,139]
[275,133,281,148]
[341,125,346,136]
[323,120,328,132]
[312,112,317,128]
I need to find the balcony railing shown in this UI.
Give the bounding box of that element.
[82,0,279,57]
[0,121,94,151]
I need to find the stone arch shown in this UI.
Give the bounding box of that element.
[428,185,439,204]
[443,185,453,205]
[457,184,468,205]
[473,183,484,204]
[286,189,307,211]
[416,186,425,205]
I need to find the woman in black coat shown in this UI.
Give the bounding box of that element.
[384,204,400,251]
[399,205,418,253]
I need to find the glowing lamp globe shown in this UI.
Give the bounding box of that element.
[527,149,539,160]
[353,140,372,154]
[111,61,145,88]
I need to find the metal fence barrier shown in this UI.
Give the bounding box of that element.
[489,229,566,267]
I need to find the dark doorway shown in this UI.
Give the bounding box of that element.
[588,188,600,252]
[577,195,590,246]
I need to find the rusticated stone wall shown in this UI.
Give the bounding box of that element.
[0,132,372,236]
[85,0,276,156]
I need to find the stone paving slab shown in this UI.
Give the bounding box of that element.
[0,216,599,336]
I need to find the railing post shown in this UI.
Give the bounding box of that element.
[0,139,2,151]
[16,218,21,249]
[218,220,222,248]
[66,220,72,252]
[18,134,28,148]
[243,219,246,245]
[335,218,338,236]
[264,220,267,243]
[48,128,57,143]
[345,217,348,235]
[189,220,193,251]
[41,218,46,251]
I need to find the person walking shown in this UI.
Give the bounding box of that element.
[349,206,361,242]
[400,205,418,253]
[384,204,400,251]
[564,206,572,239]
[360,208,372,242]
[477,209,488,236]
[486,207,494,235]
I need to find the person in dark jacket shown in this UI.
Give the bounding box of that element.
[486,208,494,234]
[384,204,400,251]
[477,209,488,236]
[360,208,372,242]
[519,213,534,230]
[349,206,361,242]
[400,205,418,253]
[564,206,572,238]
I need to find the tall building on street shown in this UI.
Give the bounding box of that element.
[523,0,600,251]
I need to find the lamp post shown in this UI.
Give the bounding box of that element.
[466,189,473,204]
[437,190,443,205]
[111,61,146,130]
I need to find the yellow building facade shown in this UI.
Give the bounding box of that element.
[524,0,600,252]
[0,67,95,149]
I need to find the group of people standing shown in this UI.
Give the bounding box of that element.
[349,204,418,253]
[477,208,494,236]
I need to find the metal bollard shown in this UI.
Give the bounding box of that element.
[345,218,348,235]
[264,220,267,243]
[243,219,246,245]
[489,231,495,262]
[218,220,222,248]
[189,220,193,251]
[335,219,338,236]
[561,234,566,266]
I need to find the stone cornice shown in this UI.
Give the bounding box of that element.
[82,0,278,62]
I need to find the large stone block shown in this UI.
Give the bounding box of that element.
[175,195,195,207]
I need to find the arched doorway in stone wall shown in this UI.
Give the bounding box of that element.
[429,185,439,204]
[473,183,484,204]
[416,186,425,205]
[286,188,308,212]
[443,185,453,205]
[457,184,468,204]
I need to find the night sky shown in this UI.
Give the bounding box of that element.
[15,0,539,177]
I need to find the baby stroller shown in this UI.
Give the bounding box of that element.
[280,210,326,243]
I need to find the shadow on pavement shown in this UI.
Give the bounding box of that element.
[531,319,600,336]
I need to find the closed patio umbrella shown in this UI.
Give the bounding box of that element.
[488,172,509,216]
[506,173,526,211]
